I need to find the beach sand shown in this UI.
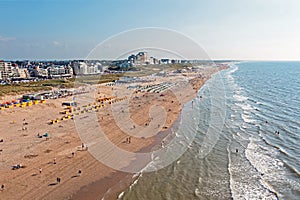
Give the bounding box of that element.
[0,66,228,200]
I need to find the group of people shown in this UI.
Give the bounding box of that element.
[55,170,82,184]
[125,137,132,144]
[22,119,28,131]
[0,118,90,193]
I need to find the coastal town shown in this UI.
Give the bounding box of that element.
[0,52,199,84]
[0,51,229,199]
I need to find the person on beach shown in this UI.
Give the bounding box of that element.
[1,184,4,191]
[53,158,56,164]
[56,177,61,183]
[81,143,85,150]
[71,152,75,157]
[78,170,82,176]
[39,168,42,174]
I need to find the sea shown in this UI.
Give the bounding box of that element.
[108,61,300,200]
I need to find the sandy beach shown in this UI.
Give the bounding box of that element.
[0,65,227,200]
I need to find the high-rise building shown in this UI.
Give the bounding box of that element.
[0,61,12,80]
[72,61,88,75]
[135,52,149,65]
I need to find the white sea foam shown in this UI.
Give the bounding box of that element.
[194,188,201,197]
[228,142,278,200]
[246,139,281,176]
[233,94,248,102]
[235,103,253,111]
[243,110,251,115]
[226,66,238,84]
[117,191,125,199]
[241,113,256,123]
[129,177,140,190]
[256,101,263,105]
[228,65,239,74]
[245,138,300,198]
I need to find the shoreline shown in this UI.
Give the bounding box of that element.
[71,112,179,200]
[0,65,228,200]
[70,67,228,200]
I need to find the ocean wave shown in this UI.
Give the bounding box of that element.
[117,191,125,199]
[245,138,300,199]
[233,94,248,102]
[256,101,263,105]
[241,113,256,124]
[228,65,239,75]
[235,103,254,111]
[227,142,277,200]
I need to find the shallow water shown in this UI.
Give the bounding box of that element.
[116,62,300,200]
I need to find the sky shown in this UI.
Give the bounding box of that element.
[0,0,299,60]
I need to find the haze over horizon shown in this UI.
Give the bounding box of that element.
[0,0,299,61]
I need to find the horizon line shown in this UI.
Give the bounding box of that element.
[1,58,300,62]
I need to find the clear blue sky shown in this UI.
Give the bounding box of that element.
[0,0,299,60]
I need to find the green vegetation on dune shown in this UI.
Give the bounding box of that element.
[0,74,124,97]
[73,74,124,84]
[0,63,197,97]
[167,63,193,70]
[0,84,52,97]
[0,79,74,97]
[122,63,193,77]
[98,73,124,83]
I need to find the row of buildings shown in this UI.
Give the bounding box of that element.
[0,60,75,81]
[0,60,109,82]
[0,52,194,81]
